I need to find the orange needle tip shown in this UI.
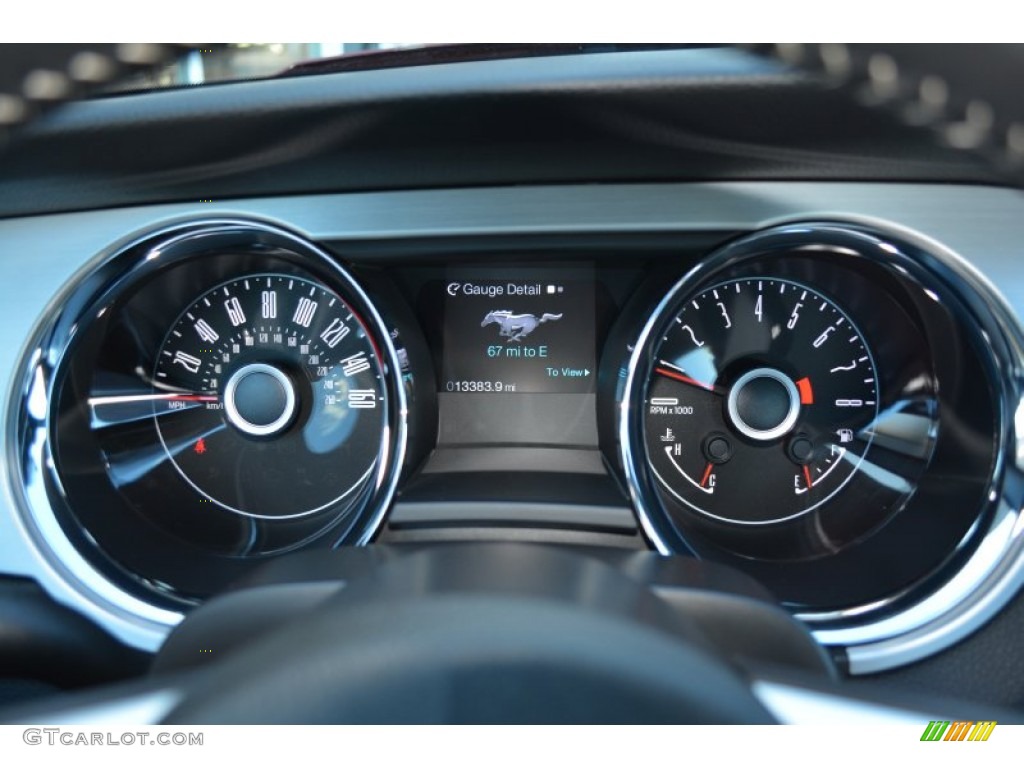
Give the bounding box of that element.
[700,462,714,487]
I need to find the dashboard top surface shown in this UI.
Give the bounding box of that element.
[1,47,998,220]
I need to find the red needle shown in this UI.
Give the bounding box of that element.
[655,366,720,393]
[700,462,714,488]
[803,464,814,490]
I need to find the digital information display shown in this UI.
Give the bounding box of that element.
[436,266,599,447]
[442,271,596,395]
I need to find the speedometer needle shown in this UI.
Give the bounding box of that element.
[88,392,219,429]
[655,362,723,394]
[89,393,219,405]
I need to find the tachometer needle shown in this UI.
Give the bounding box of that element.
[655,362,722,394]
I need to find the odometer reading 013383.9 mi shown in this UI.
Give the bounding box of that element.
[644,277,879,525]
[151,273,386,520]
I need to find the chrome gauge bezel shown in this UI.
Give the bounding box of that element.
[5,219,409,645]
[643,275,884,529]
[619,220,1024,672]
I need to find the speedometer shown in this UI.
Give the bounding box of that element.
[644,278,879,525]
[151,274,385,519]
[34,221,408,606]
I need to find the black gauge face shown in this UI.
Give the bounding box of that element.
[644,278,879,524]
[614,225,1001,612]
[147,274,386,519]
[41,222,410,604]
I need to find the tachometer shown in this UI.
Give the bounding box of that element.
[644,278,879,525]
[614,222,1015,623]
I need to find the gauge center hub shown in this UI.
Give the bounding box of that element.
[726,367,801,442]
[223,363,297,438]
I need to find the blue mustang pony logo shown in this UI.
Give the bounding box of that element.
[481,310,563,341]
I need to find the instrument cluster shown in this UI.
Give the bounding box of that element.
[9,216,1023,669]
